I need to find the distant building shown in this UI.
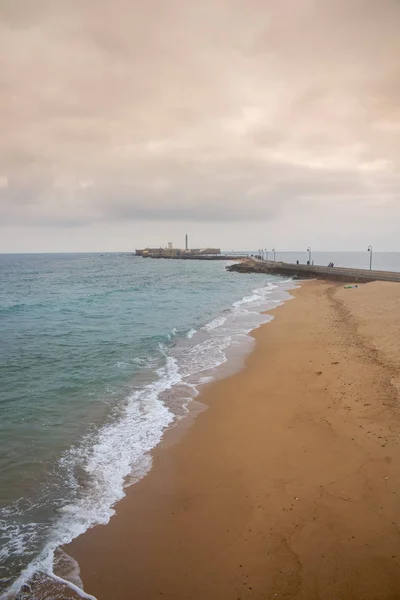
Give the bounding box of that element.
[135,244,221,258]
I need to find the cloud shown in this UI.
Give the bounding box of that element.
[0,0,400,250]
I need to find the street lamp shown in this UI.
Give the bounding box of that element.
[307,246,312,265]
[367,245,373,270]
[272,248,276,262]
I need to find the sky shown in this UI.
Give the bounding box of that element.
[1,0,400,252]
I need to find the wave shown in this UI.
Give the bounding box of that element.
[202,316,227,332]
[232,283,277,310]
[232,293,261,308]
[178,336,232,378]
[0,358,180,599]
[167,328,178,340]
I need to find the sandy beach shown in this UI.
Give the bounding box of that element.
[66,279,400,600]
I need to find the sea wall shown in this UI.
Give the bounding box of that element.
[138,254,248,261]
[227,259,400,283]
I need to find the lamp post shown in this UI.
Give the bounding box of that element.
[272,248,276,262]
[265,248,268,261]
[307,246,312,265]
[367,245,373,270]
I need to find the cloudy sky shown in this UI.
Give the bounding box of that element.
[1,0,399,252]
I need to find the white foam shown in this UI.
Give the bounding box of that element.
[178,336,232,378]
[232,293,261,308]
[197,375,214,385]
[202,316,227,332]
[186,328,197,339]
[167,327,178,340]
[115,361,130,369]
[131,355,160,368]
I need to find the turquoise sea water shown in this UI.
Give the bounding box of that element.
[0,253,294,598]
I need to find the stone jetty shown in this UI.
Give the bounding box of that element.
[227,259,400,283]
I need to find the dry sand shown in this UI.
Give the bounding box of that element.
[66,280,400,600]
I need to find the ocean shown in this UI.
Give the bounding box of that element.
[0,253,294,599]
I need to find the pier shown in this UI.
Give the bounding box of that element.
[136,253,249,261]
[227,258,400,283]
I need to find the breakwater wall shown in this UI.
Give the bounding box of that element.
[141,254,249,261]
[227,259,400,283]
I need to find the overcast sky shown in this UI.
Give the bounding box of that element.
[1,0,399,252]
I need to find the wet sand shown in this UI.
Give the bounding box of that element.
[67,280,400,599]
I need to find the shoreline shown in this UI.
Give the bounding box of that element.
[4,277,296,600]
[64,279,400,599]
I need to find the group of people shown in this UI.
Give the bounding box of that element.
[294,260,335,267]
